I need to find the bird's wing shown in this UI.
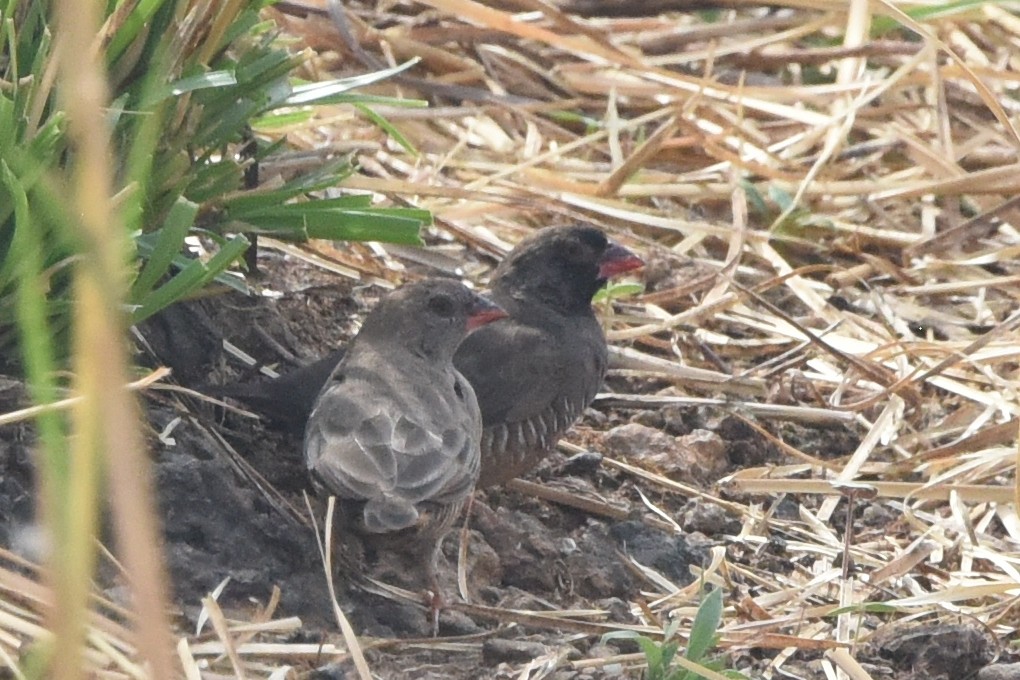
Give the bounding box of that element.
[305,389,396,501]
[305,366,479,533]
[455,317,606,427]
[392,413,478,503]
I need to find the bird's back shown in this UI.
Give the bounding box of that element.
[306,344,482,534]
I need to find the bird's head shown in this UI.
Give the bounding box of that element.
[492,225,644,313]
[361,279,506,361]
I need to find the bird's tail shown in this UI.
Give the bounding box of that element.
[362,494,419,533]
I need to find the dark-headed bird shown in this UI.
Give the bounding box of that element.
[455,225,643,487]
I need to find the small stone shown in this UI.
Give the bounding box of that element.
[482,639,548,666]
[682,499,738,535]
[875,624,989,679]
[679,429,728,478]
[587,643,620,658]
[659,404,693,435]
[567,523,635,598]
[860,503,896,527]
[596,597,634,623]
[979,663,1020,680]
[559,450,603,476]
[438,608,482,636]
[477,585,503,604]
[307,662,352,679]
[604,423,674,458]
[631,409,664,430]
[610,521,708,585]
[603,424,726,483]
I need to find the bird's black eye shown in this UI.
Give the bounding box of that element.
[453,378,464,400]
[562,240,583,260]
[428,294,455,318]
[576,228,608,253]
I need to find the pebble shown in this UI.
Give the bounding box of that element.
[603,424,727,482]
[682,499,738,535]
[979,663,1020,680]
[482,639,548,666]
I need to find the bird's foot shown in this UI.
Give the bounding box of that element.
[424,587,444,637]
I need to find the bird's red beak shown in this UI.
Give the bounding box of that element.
[466,297,508,331]
[598,242,644,280]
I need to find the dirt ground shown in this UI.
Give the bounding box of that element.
[2,244,1012,679]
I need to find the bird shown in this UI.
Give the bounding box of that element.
[218,225,643,487]
[455,225,643,487]
[303,278,506,595]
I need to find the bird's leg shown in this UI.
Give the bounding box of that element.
[422,536,453,636]
[426,576,443,637]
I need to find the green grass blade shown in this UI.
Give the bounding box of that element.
[685,588,723,663]
[169,70,239,96]
[104,0,166,65]
[130,233,249,324]
[224,191,372,217]
[354,102,417,155]
[131,197,199,300]
[237,207,428,244]
[282,58,421,106]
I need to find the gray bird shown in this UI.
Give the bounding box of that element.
[304,279,506,594]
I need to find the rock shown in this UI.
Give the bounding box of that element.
[482,639,548,666]
[860,503,896,527]
[609,521,708,585]
[559,450,603,476]
[583,407,609,427]
[438,609,483,636]
[474,508,563,592]
[979,663,1020,680]
[307,662,353,679]
[587,642,627,675]
[567,522,636,599]
[353,597,428,638]
[641,253,704,295]
[875,624,990,679]
[596,597,634,623]
[659,404,695,436]
[587,643,619,658]
[604,423,673,457]
[682,499,739,535]
[603,424,727,483]
[679,429,728,478]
